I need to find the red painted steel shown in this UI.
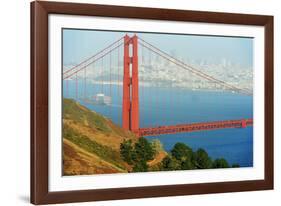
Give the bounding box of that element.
[137,119,253,137]
[241,119,247,128]
[122,35,130,130]
[131,35,140,133]
[122,35,140,132]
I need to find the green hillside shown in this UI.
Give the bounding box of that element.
[63,98,136,175]
[63,98,165,175]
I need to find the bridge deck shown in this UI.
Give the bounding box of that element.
[137,119,253,137]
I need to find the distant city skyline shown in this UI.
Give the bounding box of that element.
[63,29,253,69]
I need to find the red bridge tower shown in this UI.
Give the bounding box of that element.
[122,35,139,134]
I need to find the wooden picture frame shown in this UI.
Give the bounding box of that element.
[31,1,274,204]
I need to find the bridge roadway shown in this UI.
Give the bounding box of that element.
[137,119,253,137]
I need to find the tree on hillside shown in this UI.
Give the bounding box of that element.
[132,160,148,172]
[134,137,156,162]
[151,139,163,154]
[161,155,181,171]
[120,139,135,165]
[171,142,193,162]
[181,157,196,170]
[120,137,156,172]
[212,158,229,168]
[170,142,195,170]
[194,148,212,169]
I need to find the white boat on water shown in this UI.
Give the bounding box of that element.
[93,93,112,105]
[81,94,112,105]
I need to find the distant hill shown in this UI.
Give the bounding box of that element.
[63,98,166,175]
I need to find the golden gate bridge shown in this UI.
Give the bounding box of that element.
[63,34,253,137]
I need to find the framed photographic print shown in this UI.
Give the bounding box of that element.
[31,1,274,204]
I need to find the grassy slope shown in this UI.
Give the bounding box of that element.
[63,98,167,175]
[63,138,125,175]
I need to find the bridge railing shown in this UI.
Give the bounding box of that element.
[138,118,253,137]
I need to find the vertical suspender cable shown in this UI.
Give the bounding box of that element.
[75,72,78,100]
[149,47,152,127]
[92,62,94,99]
[117,43,120,97]
[84,68,87,100]
[101,57,104,94]
[109,50,112,119]
[117,43,121,126]
[170,78,172,125]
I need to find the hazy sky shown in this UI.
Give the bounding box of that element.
[63,29,253,68]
